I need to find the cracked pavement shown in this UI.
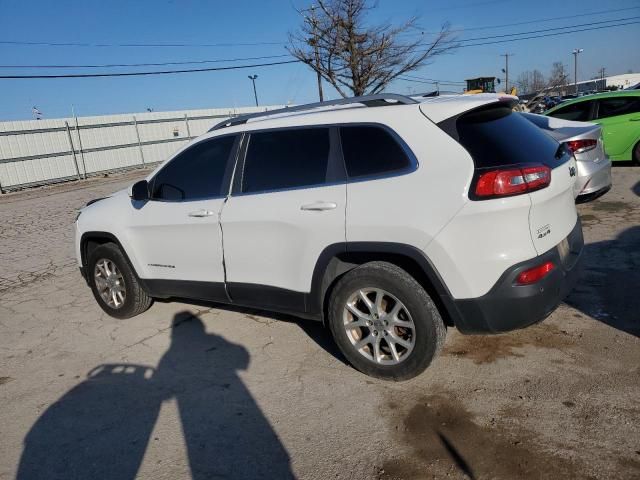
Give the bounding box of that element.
[1,167,639,479]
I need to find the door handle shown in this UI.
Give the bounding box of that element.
[300,201,337,211]
[188,209,215,217]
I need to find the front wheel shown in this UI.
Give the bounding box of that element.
[328,261,446,381]
[88,242,152,319]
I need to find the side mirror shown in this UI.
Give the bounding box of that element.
[130,180,149,201]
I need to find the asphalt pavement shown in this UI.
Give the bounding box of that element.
[1,167,638,479]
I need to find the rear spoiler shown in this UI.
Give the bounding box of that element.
[435,99,518,142]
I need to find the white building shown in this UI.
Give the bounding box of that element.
[575,72,640,93]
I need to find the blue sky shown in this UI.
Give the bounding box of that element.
[0,0,639,120]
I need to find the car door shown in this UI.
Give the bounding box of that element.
[220,126,346,312]
[127,134,238,300]
[594,96,640,159]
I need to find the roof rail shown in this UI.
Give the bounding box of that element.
[208,93,419,132]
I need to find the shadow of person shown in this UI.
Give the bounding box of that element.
[566,226,640,337]
[17,311,294,480]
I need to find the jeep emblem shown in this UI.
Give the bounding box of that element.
[569,166,576,177]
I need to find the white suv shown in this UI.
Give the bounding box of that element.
[75,94,584,380]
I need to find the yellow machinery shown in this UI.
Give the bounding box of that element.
[465,77,496,94]
[465,76,517,96]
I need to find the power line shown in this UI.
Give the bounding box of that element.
[2,6,637,50]
[450,15,639,44]
[0,39,284,48]
[412,6,639,35]
[4,17,636,71]
[401,74,465,85]
[453,20,640,49]
[1,19,637,79]
[396,16,640,49]
[399,77,465,87]
[0,54,292,69]
[0,59,300,79]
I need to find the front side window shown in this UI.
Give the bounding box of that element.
[547,101,593,121]
[596,97,640,119]
[151,135,235,201]
[242,128,331,193]
[340,126,412,179]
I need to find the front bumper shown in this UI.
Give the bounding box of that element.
[453,218,584,334]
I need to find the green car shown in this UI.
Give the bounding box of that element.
[544,90,640,163]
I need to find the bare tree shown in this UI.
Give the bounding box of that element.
[516,70,546,94]
[288,0,458,98]
[548,61,569,95]
[531,70,546,92]
[516,71,532,94]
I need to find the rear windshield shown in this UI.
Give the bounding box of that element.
[440,104,570,169]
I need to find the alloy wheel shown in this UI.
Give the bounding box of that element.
[94,258,126,309]
[342,288,416,365]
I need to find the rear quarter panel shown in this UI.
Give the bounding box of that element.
[345,107,472,253]
[425,193,537,299]
[595,114,640,160]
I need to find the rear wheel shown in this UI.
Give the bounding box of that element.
[328,261,446,381]
[88,243,152,319]
[633,141,640,165]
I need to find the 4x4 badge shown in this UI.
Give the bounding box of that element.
[569,166,576,177]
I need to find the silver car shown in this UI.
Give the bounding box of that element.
[521,112,612,203]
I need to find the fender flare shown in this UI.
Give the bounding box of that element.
[308,242,463,326]
[79,231,149,291]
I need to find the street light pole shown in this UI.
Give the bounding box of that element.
[572,48,583,95]
[248,75,259,106]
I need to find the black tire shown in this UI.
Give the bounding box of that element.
[633,141,640,165]
[327,261,446,381]
[87,242,152,319]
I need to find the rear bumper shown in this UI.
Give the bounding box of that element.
[453,218,584,334]
[575,157,612,201]
[576,184,611,204]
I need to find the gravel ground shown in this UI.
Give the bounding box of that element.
[0,167,639,480]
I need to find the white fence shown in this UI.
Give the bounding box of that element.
[0,105,284,193]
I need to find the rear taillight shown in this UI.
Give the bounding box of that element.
[516,261,555,285]
[565,139,597,154]
[474,165,551,199]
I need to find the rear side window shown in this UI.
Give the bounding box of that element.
[242,128,330,193]
[340,126,412,178]
[547,101,593,121]
[452,105,567,169]
[596,97,640,119]
[151,135,235,201]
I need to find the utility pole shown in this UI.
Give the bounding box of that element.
[598,67,606,91]
[572,48,584,95]
[301,5,324,102]
[500,53,513,92]
[248,74,259,106]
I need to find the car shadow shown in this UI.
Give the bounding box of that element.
[632,180,640,197]
[565,226,640,338]
[17,311,295,480]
